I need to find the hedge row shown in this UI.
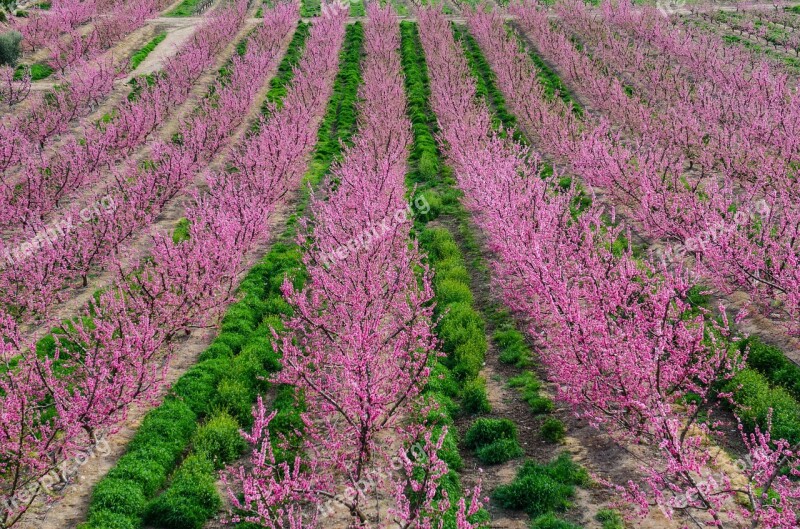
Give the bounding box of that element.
[507,22,583,116]
[452,22,521,139]
[166,0,214,17]
[299,0,320,18]
[400,21,491,526]
[139,22,366,529]
[76,23,316,529]
[130,32,167,70]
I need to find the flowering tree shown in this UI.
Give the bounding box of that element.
[420,5,800,527]
[229,6,485,528]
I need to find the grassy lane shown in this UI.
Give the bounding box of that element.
[117,22,366,529]
[75,21,332,529]
[400,21,607,529]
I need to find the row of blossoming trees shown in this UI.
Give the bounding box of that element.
[512,0,800,338]
[414,3,800,528]
[227,5,484,529]
[0,1,344,525]
[1,0,174,107]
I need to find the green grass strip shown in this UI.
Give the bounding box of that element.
[139,23,366,529]
[76,23,315,529]
[300,0,320,18]
[166,0,212,17]
[130,32,167,70]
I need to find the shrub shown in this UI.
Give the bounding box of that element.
[214,330,247,354]
[415,189,442,222]
[530,513,582,529]
[494,329,529,366]
[528,396,555,414]
[475,438,524,465]
[88,479,147,518]
[0,31,22,66]
[725,368,800,444]
[461,376,491,415]
[214,377,255,424]
[509,372,554,414]
[745,337,800,400]
[437,427,464,472]
[596,509,624,529]
[145,455,221,529]
[198,341,233,361]
[540,418,566,443]
[192,412,246,469]
[493,471,574,517]
[436,278,473,307]
[28,62,52,80]
[418,150,439,180]
[492,455,587,518]
[127,399,197,456]
[464,418,517,449]
[171,361,227,413]
[106,450,170,497]
[77,510,137,529]
[439,302,486,380]
[423,228,461,262]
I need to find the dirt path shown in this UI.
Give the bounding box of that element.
[124,23,198,80]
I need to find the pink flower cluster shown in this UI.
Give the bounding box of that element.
[229,6,484,529]
[0,0,249,232]
[0,3,330,526]
[423,5,800,527]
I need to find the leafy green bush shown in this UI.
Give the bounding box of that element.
[744,337,800,401]
[105,448,171,497]
[76,510,137,529]
[0,31,22,66]
[418,150,440,180]
[509,372,554,414]
[492,454,588,518]
[438,302,486,380]
[145,455,221,529]
[461,376,491,415]
[725,368,800,444]
[531,513,583,529]
[88,479,147,519]
[476,438,524,465]
[596,509,624,529]
[436,278,474,307]
[529,396,555,414]
[540,417,566,443]
[494,329,529,366]
[192,411,246,469]
[464,418,517,449]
